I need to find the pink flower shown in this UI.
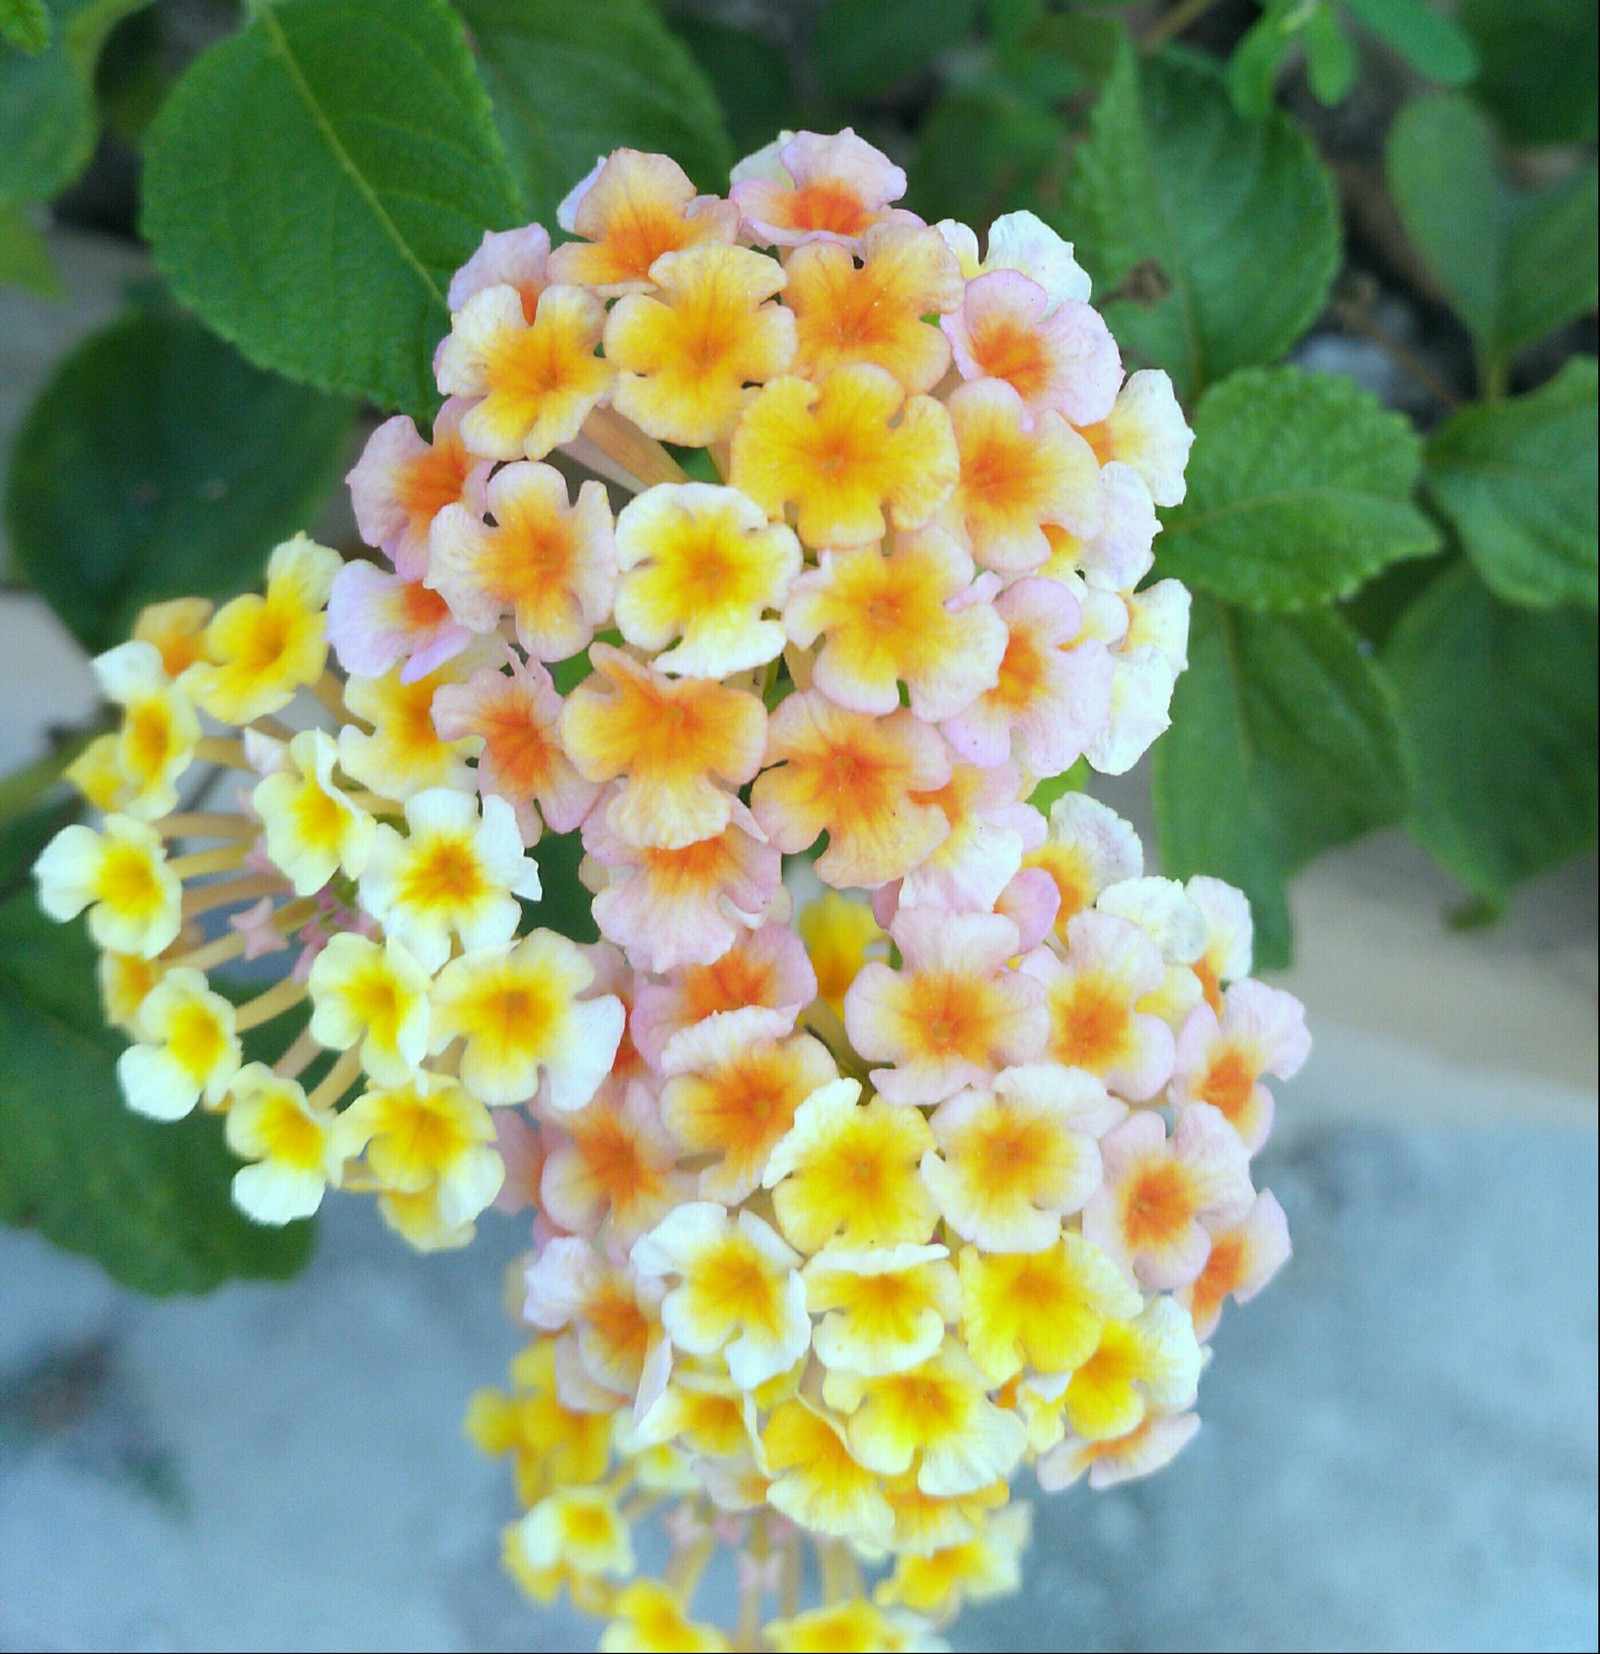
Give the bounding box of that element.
[326,559,476,684]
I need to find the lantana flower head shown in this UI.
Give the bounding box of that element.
[32,128,1308,1650]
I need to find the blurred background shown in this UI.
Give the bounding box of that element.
[0,0,1595,1649]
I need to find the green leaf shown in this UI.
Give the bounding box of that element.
[668,12,796,160]
[993,10,1121,105]
[1153,599,1408,968]
[1424,358,1599,610]
[455,0,734,226]
[0,201,60,294]
[1061,42,1340,401]
[1225,4,1298,117]
[5,306,353,653]
[1386,95,1599,383]
[1340,0,1477,85]
[909,77,1067,225]
[812,0,977,103]
[0,0,50,53]
[1385,566,1597,900]
[1157,365,1441,611]
[1460,0,1596,146]
[0,895,314,1293]
[985,0,1042,50]
[1304,3,1357,106]
[141,0,522,418]
[529,828,597,944]
[0,0,149,207]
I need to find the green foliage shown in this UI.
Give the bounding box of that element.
[142,0,522,418]
[1339,0,1477,85]
[668,11,796,159]
[1153,600,1408,967]
[812,0,977,104]
[1062,43,1340,401]
[1386,95,1599,388]
[0,895,314,1292]
[909,77,1066,225]
[531,828,598,944]
[6,306,353,653]
[1158,366,1439,610]
[0,0,149,206]
[0,0,50,53]
[456,0,734,225]
[0,202,60,294]
[1424,358,1599,610]
[1460,0,1597,146]
[1385,567,1597,903]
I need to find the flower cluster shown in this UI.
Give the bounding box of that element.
[34,131,1307,1652]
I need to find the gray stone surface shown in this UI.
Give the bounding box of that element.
[2,1120,1594,1652]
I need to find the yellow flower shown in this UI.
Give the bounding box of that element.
[305,933,432,1086]
[116,966,240,1121]
[803,1243,959,1377]
[764,1601,942,1652]
[761,1397,895,1546]
[35,814,182,958]
[634,1363,759,1461]
[600,1580,730,1653]
[254,728,375,895]
[92,640,201,819]
[97,949,166,1034]
[795,891,886,1017]
[876,1502,1032,1619]
[430,928,623,1110]
[1061,1297,1203,1442]
[516,1485,635,1579]
[182,534,341,724]
[338,645,489,802]
[133,596,213,680]
[465,1339,611,1504]
[223,1063,348,1224]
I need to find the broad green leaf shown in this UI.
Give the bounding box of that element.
[0,0,50,53]
[1387,95,1599,383]
[455,0,734,225]
[1424,358,1599,610]
[1460,0,1597,146]
[995,11,1121,105]
[0,0,149,206]
[1304,3,1357,106]
[1225,2,1300,117]
[909,78,1067,226]
[1153,599,1408,968]
[0,201,60,294]
[0,895,314,1293]
[1385,566,1597,901]
[1340,0,1477,85]
[142,0,522,417]
[5,306,353,653]
[1157,365,1441,611]
[812,0,977,103]
[1062,43,1340,400]
[668,12,796,159]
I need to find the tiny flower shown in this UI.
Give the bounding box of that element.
[359,789,541,972]
[1037,1409,1201,1493]
[253,728,375,896]
[935,209,1091,308]
[1078,368,1194,507]
[1186,875,1255,1011]
[92,641,200,820]
[922,1064,1124,1254]
[876,1502,1032,1619]
[428,462,616,662]
[345,400,491,580]
[516,1486,635,1579]
[524,1238,666,1401]
[957,1231,1140,1385]
[844,909,1047,1107]
[945,271,1120,425]
[435,283,612,461]
[1086,641,1180,776]
[1041,459,1160,593]
[803,1242,960,1377]
[658,1006,838,1203]
[884,1475,1010,1558]
[1171,980,1309,1152]
[65,733,125,811]
[1054,1297,1204,1443]
[448,224,551,319]
[782,528,1006,721]
[116,966,240,1121]
[466,1338,611,1505]
[98,949,166,1033]
[613,483,800,677]
[1180,1189,1292,1340]
[1083,1103,1255,1290]
[785,221,963,393]
[432,653,599,846]
[337,644,490,801]
[600,1581,729,1654]
[731,129,907,248]
[539,1080,689,1243]
[895,758,1044,915]
[940,575,1114,777]
[341,1070,504,1228]
[550,148,740,294]
[561,644,767,852]
[751,692,951,889]
[224,1063,348,1224]
[730,364,958,549]
[632,1202,810,1390]
[35,814,181,958]
[431,928,624,1109]
[305,932,432,1086]
[793,892,886,1019]
[635,1364,760,1460]
[823,1338,1027,1496]
[132,597,212,681]
[765,1602,945,1654]
[1021,791,1144,941]
[762,1078,939,1253]
[761,1397,895,1546]
[182,534,342,725]
[325,560,474,685]
[1022,909,1176,1101]
[605,246,796,445]
[1124,576,1191,674]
